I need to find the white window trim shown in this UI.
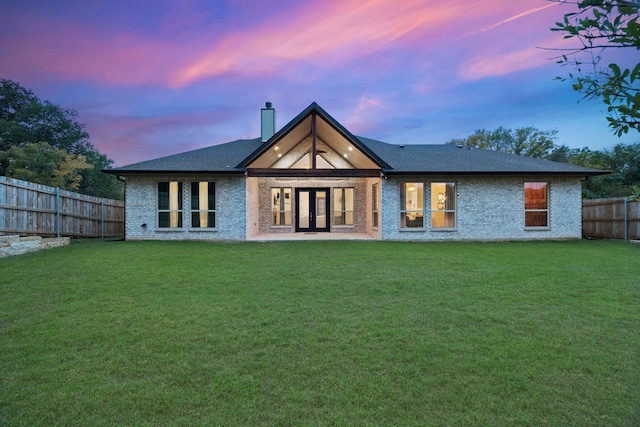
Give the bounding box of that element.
[334,187,355,226]
[190,181,216,230]
[271,187,292,227]
[157,181,184,229]
[400,182,425,229]
[430,182,457,230]
[372,183,380,230]
[524,182,550,230]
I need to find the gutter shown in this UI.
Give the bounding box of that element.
[101,169,247,176]
[380,170,607,177]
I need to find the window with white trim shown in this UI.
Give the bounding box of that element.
[158,181,183,228]
[334,188,354,225]
[524,182,548,227]
[372,183,380,228]
[191,182,215,228]
[400,182,424,228]
[431,182,456,228]
[271,188,292,225]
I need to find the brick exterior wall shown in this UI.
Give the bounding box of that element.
[381,176,583,241]
[125,175,246,240]
[125,174,583,241]
[246,177,373,237]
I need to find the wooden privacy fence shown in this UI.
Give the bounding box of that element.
[0,176,124,238]
[582,197,640,241]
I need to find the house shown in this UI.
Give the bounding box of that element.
[105,102,603,241]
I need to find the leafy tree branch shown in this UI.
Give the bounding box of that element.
[0,142,92,190]
[549,0,640,136]
[448,127,640,198]
[0,78,123,199]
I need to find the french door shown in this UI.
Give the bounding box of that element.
[295,188,330,232]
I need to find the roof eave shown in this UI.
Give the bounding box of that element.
[236,103,320,168]
[237,102,391,169]
[382,170,608,177]
[310,105,390,168]
[102,169,247,176]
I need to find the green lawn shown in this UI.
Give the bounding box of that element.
[1,239,639,426]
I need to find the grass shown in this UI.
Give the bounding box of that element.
[1,239,639,426]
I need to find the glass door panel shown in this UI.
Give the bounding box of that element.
[298,190,310,228]
[295,188,330,232]
[315,190,326,228]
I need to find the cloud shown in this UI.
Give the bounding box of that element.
[1,0,563,90]
[0,14,189,86]
[457,3,572,80]
[343,96,385,134]
[172,0,466,87]
[472,2,560,35]
[85,110,234,166]
[459,48,545,80]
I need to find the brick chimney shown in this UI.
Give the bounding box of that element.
[261,102,275,142]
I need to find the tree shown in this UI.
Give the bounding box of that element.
[78,151,124,200]
[0,142,92,190]
[550,142,640,198]
[550,0,640,136]
[0,79,93,155]
[0,79,123,199]
[593,142,640,196]
[446,126,559,158]
[448,126,640,198]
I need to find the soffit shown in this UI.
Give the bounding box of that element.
[247,114,379,170]
[248,116,311,168]
[315,117,378,169]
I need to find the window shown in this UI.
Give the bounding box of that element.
[400,183,423,228]
[525,182,548,227]
[372,183,380,228]
[290,152,335,169]
[191,182,215,228]
[158,182,183,228]
[334,188,354,225]
[431,182,456,228]
[272,188,292,225]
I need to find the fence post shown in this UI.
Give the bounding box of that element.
[56,187,60,238]
[624,198,628,242]
[101,200,105,240]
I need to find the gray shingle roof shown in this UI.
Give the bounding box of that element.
[108,135,603,176]
[109,138,263,173]
[107,103,604,177]
[357,137,603,175]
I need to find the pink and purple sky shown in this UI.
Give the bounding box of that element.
[1,0,637,167]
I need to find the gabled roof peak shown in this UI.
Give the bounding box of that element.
[105,103,606,177]
[239,102,389,169]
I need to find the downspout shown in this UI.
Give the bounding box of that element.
[117,175,126,240]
